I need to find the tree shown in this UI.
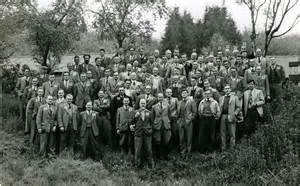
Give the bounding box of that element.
[90,0,168,49]
[237,0,267,54]
[263,0,300,56]
[25,0,85,67]
[0,0,34,63]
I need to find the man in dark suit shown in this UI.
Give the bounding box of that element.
[78,54,96,77]
[151,93,172,160]
[42,73,60,99]
[110,86,133,150]
[79,102,102,160]
[177,89,197,157]
[116,97,135,156]
[131,99,154,168]
[26,87,46,145]
[59,72,74,96]
[36,95,58,157]
[58,94,78,153]
[24,77,39,102]
[93,90,112,148]
[99,48,111,68]
[74,73,92,111]
[135,85,157,110]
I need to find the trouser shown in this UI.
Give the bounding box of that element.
[59,124,76,153]
[39,132,56,157]
[119,131,134,155]
[111,116,120,151]
[199,116,216,153]
[30,118,37,145]
[178,121,193,155]
[134,135,153,166]
[244,108,260,136]
[220,114,236,150]
[153,127,171,159]
[270,83,283,113]
[98,115,112,148]
[192,115,200,151]
[170,117,179,150]
[81,128,102,160]
[18,96,25,121]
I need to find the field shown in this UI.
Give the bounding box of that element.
[9,55,300,77]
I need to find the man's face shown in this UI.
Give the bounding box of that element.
[204,81,210,89]
[74,57,79,64]
[166,90,172,97]
[127,64,132,71]
[84,56,90,63]
[256,66,262,74]
[181,55,187,62]
[181,91,188,99]
[98,91,104,98]
[256,50,262,57]
[157,94,164,102]
[80,74,87,82]
[67,64,73,71]
[231,69,237,77]
[271,58,276,65]
[47,96,53,105]
[224,62,229,68]
[119,87,125,95]
[191,79,197,86]
[67,97,73,104]
[133,61,139,67]
[248,82,254,90]
[32,79,38,86]
[86,102,92,110]
[24,70,30,76]
[224,86,231,95]
[145,87,151,94]
[130,73,137,80]
[204,91,211,99]
[49,75,55,82]
[87,72,93,79]
[191,54,197,60]
[149,56,155,62]
[213,68,218,76]
[58,90,64,98]
[64,73,70,80]
[37,89,44,97]
[96,59,101,66]
[105,70,110,77]
[114,57,120,64]
[154,50,159,57]
[123,98,129,106]
[216,59,221,66]
[113,73,119,80]
[125,81,131,88]
[166,52,172,59]
[140,100,146,108]
[100,50,105,56]
[153,68,158,75]
[174,50,179,57]
[162,56,167,62]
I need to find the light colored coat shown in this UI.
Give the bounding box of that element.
[219,94,241,122]
[36,104,58,133]
[243,88,265,116]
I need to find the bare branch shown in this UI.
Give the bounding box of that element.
[273,16,300,38]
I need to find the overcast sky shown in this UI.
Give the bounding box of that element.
[38,0,300,40]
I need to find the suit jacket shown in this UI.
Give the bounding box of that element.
[58,103,78,130]
[135,94,157,110]
[178,98,197,126]
[42,81,60,98]
[36,104,58,133]
[132,108,153,136]
[150,75,164,95]
[151,102,171,130]
[79,111,99,137]
[15,76,31,97]
[219,94,241,122]
[78,63,96,76]
[95,66,105,79]
[187,86,203,106]
[69,70,80,83]
[255,57,269,74]
[208,75,225,93]
[164,97,178,118]
[116,106,134,132]
[243,88,265,116]
[198,98,221,118]
[110,94,133,118]
[26,96,46,130]
[268,64,285,84]
[109,78,124,96]
[256,74,270,97]
[74,82,92,108]
[226,76,244,96]
[59,79,74,95]
[93,98,110,118]
[24,86,38,101]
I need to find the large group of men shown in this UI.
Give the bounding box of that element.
[15,46,286,168]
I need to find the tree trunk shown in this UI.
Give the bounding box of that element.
[117,39,123,48]
[42,44,50,67]
[264,36,270,57]
[250,1,257,55]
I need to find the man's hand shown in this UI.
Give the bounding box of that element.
[60,126,64,132]
[129,124,135,131]
[52,126,56,132]
[267,95,271,100]
[135,112,140,118]
[38,129,42,133]
[117,129,120,134]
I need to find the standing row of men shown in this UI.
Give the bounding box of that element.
[15,47,286,168]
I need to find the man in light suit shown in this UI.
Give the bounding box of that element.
[36,95,58,157]
[178,89,197,157]
[74,73,91,111]
[243,79,265,136]
[26,87,46,145]
[150,67,164,96]
[58,94,78,153]
[165,88,179,150]
[42,73,59,99]
[131,99,154,168]
[219,85,241,151]
[116,97,135,156]
[151,93,172,160]
[24,77,39,102]
[79,101,102,160]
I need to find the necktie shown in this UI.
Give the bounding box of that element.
[141,111,145,121]
[133,81,136,86]
[160,102,163,110]
[168,98,171,105]
[69,104,71,109]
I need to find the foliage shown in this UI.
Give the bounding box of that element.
[25,0,86,67]
[91,0,169,48]
[208,33,231,54]
[161,6,242,55]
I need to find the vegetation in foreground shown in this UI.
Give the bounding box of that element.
[0,86,299,185]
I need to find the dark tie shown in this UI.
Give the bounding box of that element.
[69,104,71,109]
[168,98,171,105]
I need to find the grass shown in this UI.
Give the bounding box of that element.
[0,86,299,185]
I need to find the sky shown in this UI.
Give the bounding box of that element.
[37,0,300,40]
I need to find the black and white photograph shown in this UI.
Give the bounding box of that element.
[0,0,299,185]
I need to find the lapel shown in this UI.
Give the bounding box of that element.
[229,95,234,104]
